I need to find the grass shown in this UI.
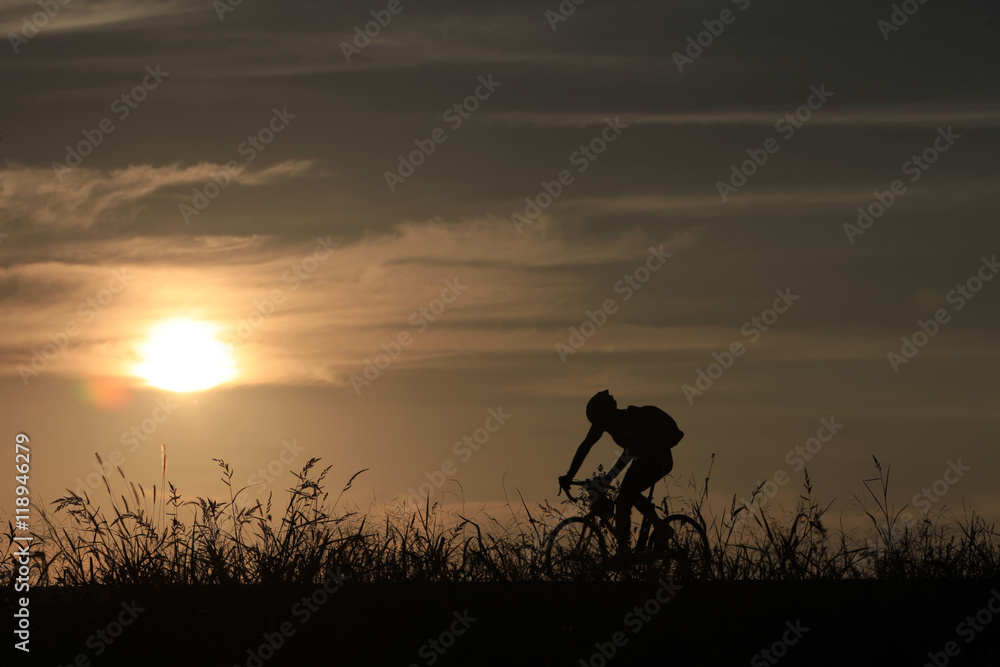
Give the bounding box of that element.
[4,452,999,587]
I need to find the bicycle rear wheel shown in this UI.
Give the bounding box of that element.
[654,514,711,581]
[543,516,609,581]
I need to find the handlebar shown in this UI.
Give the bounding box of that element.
[559,479,589,502]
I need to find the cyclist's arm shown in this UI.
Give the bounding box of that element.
[565,424,603,479]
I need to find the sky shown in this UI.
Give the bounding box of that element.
[1,0,998,534]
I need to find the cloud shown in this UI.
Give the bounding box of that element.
[0,160,316,230]
[0,219,697,386]
[0,0,203,34]
[558,180,1000,217]
[4,211,996,389]
[484,108,1000,129]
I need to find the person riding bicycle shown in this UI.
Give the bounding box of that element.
[558,390,684,555]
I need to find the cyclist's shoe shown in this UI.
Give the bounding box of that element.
[650,522,675,555]
[591,495,614,517]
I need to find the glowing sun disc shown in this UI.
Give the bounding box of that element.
[134,319,236,392]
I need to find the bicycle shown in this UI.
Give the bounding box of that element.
[542,479,710,581]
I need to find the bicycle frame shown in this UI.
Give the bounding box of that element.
[547,479,710,580]
[565,481,665,553]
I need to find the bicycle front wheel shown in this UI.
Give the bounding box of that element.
[543,516,609,581]
[655,514,711,581]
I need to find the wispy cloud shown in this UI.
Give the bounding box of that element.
[0,160,316,230]
[0,0,203,34]
[484,108,1000,129]
[0,219,696,386]
[560,180,1000,216]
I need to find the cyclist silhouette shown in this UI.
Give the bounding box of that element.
[559,390,684,555]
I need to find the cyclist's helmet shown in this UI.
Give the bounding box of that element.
[586,390,616,425]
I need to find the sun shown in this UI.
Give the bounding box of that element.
[134,319,236,392]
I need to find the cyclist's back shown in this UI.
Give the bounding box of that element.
[606,405,683,459]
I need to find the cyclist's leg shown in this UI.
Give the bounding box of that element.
[591,450,633,516]
[614,451,673,552]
